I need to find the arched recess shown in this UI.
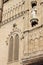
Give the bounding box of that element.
[7,27,22,63]
[8,34,19,63]
[14,34,19,61]
[8,36,13,62]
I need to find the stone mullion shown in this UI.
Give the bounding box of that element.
[39,37,43,51]
[41,4,43,24]
[27,35,29,54]
[13,34,15,61]
[24,33,29,55]
[34,38,39,53]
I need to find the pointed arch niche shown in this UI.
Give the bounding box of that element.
[8,33,19,63]
[6,26,22,63]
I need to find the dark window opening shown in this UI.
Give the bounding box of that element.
[31,1,37,8]
[31,21,38,27]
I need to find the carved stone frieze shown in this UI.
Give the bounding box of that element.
[23,26,43,57]
[0,9,29,27]
[29,27,43,41]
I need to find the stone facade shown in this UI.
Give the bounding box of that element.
[0,0,43,65]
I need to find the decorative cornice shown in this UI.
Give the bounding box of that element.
[23,24,43,41]
[0,9,29,27]
[23,24,43,34]
[0,0,26,27]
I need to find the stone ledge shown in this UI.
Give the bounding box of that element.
[22,53,43,65]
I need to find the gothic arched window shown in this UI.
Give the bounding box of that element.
[14,34,19,61]
[8,36,13,62]
[8,34,19,63]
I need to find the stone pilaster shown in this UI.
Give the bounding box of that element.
[0,0,3,22]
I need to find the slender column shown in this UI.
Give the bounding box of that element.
[24,32,29,55]
[0,0,3,22]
